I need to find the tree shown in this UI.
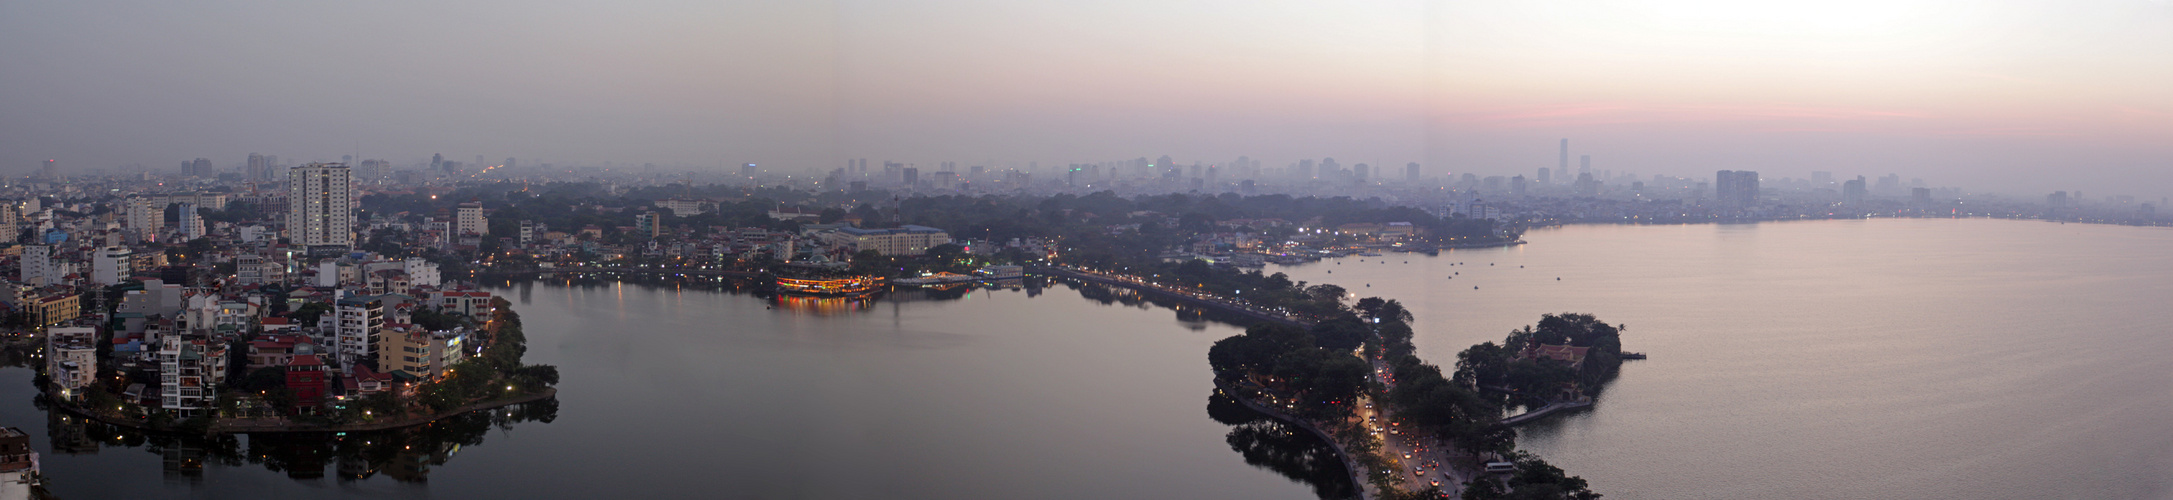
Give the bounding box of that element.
[1309,315,1370,351]
[290,302,334,327]
[242,366,289,392]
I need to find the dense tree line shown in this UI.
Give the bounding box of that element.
[1207,323,1371,420]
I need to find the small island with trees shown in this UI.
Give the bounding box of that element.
[1206,287,1621,499]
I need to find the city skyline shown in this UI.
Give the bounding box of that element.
[2,1,2167,197]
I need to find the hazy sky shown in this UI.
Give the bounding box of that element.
[3,0,2167,197]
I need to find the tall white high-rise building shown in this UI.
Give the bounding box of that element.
[20,245,52,287]
[124,196,161,237]
[456,202,488,236]
[286,163,354,249]
[93,246,132,285]
[179,203,205,241]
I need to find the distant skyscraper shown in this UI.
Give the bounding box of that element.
[1875,174,1901,195]
[902,167,919,186]
[1715,170,1760,207]
[1511,175,1528,197]
[1537,167,1551,185]
[431,153,445,174]
[1579,155,1591,175]
[1352,163,1369,183]
[41,159,57,181]
[1841,176,1868,203]
[186,158,213,177]
[1558,139,1568,182]
[247,153,269,182]
[1911,187,1933,204]
[287,163,354,250]
[1406,162,1421,181]
[2046,191,2069,208]
[742,163,758,178]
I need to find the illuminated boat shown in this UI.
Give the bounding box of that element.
[774,275,883,295]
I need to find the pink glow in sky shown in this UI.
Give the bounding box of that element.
[0,0,2166,196]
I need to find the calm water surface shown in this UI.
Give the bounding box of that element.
[1273,218,2173,499]
[4,282,1334,499]
[7,218,2168,499]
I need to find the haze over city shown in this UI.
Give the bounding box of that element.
[3,0,2168,198]
[2,1,2172,499]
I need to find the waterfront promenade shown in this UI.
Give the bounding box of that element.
[53,387,557,434]
[480,266,762,278]
[1032,266,1313,328]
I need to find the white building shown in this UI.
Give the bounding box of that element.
[92,246,132,285]
[237,254,271,284]
[334,296,384,369]
[178,203,205,240]
[18,245,51,287]
[46,327,98,402]
[431,290,495,321]
[125,196,161,236]
[824,225,952,256]
[158,337,227,417]
[404,257,441,288]
[286,163,354,249]
[456,202,488,236]
[655,199,707,217]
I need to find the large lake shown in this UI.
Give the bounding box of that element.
[1272,218,2173,499]
[3,218,2168,499]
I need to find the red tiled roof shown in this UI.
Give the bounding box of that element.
[286,354,324,367]
[1525,344,1591,366]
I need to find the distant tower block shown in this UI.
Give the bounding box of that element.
[1558,139,1568,182]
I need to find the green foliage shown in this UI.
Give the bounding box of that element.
[410,308,468,331]
[1462,453,1602,500]
[290,302,333,327]
[241,366,289,392]
[1209,323,1369,418]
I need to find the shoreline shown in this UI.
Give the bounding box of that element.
[1214,378,1374,500]
[51,387,557,434]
